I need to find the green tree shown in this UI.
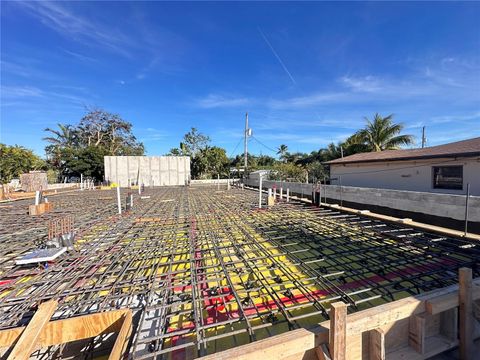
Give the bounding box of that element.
[182,128,210,156]
[44,109,144,181]
[43,123,77,147]
[277,144,288,162]
[268,162,306,182]
[353,113,414,151]
[0,144,47,183]
[192,146,229,179]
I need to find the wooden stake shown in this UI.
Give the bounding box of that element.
[329,301,347,360]
[459,267,473,360]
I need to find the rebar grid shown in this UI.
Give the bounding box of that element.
[0,186,478,359]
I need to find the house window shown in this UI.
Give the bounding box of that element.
[432,166,463,190]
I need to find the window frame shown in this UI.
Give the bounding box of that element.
[431,165,463,190]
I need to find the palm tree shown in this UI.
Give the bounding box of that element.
[43,123,76,147]
[354,113,414,151]
[277,144,288,162]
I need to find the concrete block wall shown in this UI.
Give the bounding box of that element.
[244,178,480,222]
[104,156,190,187]
[190,179,233,185]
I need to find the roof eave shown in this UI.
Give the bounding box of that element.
[325,151,480,166]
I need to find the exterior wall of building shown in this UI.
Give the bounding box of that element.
[329,156,480,196]
[104,156,190,187]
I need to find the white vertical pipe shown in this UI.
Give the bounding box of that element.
[35,191,40,205]
[280,188,283,199]
[273,187,277,199]
[80,174,83,190]
[286,188,290,202]
[116,186,122,215]
[258,176,263,209]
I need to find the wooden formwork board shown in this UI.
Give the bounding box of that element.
[0,300,132,360]
[203,275,480,360]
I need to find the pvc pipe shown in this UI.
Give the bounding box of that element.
[258,176,263,209]
[464,183,470,236]
[116,186,122,215]
[286,188,290,202]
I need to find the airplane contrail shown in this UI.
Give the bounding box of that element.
[258,27,296,85]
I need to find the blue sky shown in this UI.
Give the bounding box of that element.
[1,1,479,157]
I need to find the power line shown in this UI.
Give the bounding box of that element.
[228,138,243,159]
[251,135,278,154]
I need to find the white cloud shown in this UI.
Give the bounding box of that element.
[430,111,480,124]
[16,2,136,58]
[1,85,89,106]
[138,128,169,142]
[268,92,350,109]
[196,94,249,108]
[340,75,383,92]
[1,85,44,98]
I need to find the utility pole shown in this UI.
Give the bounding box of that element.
[244,112,249,171]
[422,126,426,148]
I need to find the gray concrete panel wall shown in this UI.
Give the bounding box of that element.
[104,156,190,187]
[330,157,480,196]
[245,178,479,222]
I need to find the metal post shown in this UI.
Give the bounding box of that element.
[339,175,343,207]
[280,187,283,199]
[464,183,470,237]
[80,174,83,190]
[217,173,220,191]
[324,177,327,204]
[244,112,249,171]
[286,188,290,202]
[116,186,122,215]
[258,175,263,209]
[35,191,41,206]
[319,183,322,206]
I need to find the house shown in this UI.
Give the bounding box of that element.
[326,137,480,195]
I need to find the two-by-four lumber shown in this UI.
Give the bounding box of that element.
[369,328,385,360]
[316,344,332,360]
[329,302,347,360]
[440,308,458,341]
[108,310,132,360]
[426,279,480,315]
[408,314,426,354]
[459,267,473,360]
[7,299,58,360]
